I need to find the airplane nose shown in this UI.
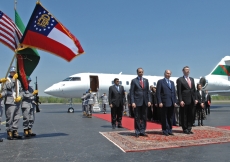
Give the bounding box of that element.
[44,85,59,96]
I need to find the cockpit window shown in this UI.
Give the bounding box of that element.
[63,77,81,81]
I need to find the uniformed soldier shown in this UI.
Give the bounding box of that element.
[0,81,6,142]
[85,89,95,118]
[0,66,22,140]
[81,93,87,116]
[101,93,108,114]
[21,76,38,137]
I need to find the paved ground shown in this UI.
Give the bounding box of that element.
[0,103,230,162]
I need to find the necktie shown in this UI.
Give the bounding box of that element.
[140,78,144,88]
[187,77,191,88]
[168,80,171,88]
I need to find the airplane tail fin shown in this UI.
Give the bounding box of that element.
[209,56,230,81]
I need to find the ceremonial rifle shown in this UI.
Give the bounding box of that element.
[35,76,41,112]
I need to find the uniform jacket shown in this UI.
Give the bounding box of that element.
[101,95,108,104]
[84,93,95,105]
[156,78,177,107]
[1,77,22,105]
[108,85,125,107]
[176,76,196,105]
[130,77,151,106]
[196,90,205,104]
[21,86,35,109]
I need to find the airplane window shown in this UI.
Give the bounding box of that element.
[63,77,72,81]
[126,81,129,85]
[71,77,81,81]
[154,82,156,86]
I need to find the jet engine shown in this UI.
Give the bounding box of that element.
[199,76,230,91]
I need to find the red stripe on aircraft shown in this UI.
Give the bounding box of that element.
[220,65,230,76]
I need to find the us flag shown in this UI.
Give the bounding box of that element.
[0,10,22,51]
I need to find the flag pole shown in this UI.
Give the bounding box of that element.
[14,0,17,10]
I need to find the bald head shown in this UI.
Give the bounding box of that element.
[164,70,171,79]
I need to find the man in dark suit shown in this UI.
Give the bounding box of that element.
[156,70,177,136]
[205,90,211,115]
[130,68,151,137]
[109,78,125,129]
[177,66,198,134]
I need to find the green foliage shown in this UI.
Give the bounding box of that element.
[39,96,82,103]
[211,96,230,101]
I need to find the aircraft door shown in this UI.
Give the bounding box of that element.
[90,75,99,92]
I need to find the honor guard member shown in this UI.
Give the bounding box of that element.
[123,90,128,116]
[101,93,108,114]
[21,76,38,137]
[85,89,95,118]
[0,79,7,142]
[0,66,22,140]
[81,93,87,116]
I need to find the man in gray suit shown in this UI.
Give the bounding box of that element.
[109,78,125,129]
[130,68,151,137]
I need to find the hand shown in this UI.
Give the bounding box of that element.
[0,78,8,83]
[14,96,21,102]
[132,103,136,108]
[147,102,151,107]
[180,101,185,107]
[33,90,38,95]
[159,103,163,108]
[109,104,113,108]
[0,94,2,98]
[13,73,18,80]
[201,103,204,108]
[195,100,198,104]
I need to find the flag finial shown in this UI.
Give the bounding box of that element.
[14,0,17,10]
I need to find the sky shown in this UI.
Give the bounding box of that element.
[0,0,230,96]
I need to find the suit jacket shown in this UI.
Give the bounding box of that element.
[206,94,211,103]
[156,78,177,107]
[130,77,151,106]
[151,91,157,105]
[176,76,196,105]
[196,90,205,104]
[109,85,125,107]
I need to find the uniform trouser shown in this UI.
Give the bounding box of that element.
[82,105,86,112]
[5,104,20,131]
[22,107,35,129]
[180,103,195,131]
[87,104,93,114]
[205,102,210,114]
[103,104,106,112]
[111,105,123,126]
[152,106,158,121]
[196,107,203,124]
[134,104,147,135]
[0,105,3,124]
[161,105,174,133]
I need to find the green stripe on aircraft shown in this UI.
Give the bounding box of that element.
[211,65,230,76]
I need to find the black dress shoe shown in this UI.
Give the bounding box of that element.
[183,130,190,134]
[117,125,123,128]
[112,125,116,129]
[192,124,196,127]
[189,131,194,134]
[168,132,174,136]
[163,132,169,136]
[135,134,139,138]
[140,133,148,137]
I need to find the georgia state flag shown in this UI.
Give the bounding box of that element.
[20,2,84,62]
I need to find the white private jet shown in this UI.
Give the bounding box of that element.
[44,56,230,112]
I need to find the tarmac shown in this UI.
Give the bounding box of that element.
[0,103,230,162]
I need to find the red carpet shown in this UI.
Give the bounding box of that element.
[217,126,230,130]
[100,126,230,152]
[93,114,163,130]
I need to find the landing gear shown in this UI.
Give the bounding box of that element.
[67,98,74,113]
[68,107,74,113]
